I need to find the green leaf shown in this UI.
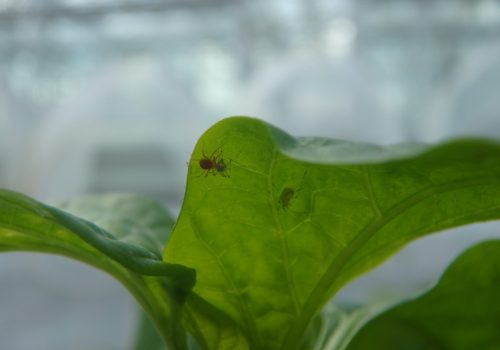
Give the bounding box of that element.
[51,194,193,282]
[163,117,500,349]
[346,240,500,350]
[183,292,251,350]
[307,302,389,350]
[57,193,174,265]
[0,190,195,349]
[133,310,166,350]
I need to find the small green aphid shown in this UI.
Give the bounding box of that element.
[277,171,307,210]
[279,187,295,210]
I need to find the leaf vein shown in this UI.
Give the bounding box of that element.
[363,166,384,218]
[267,149,301,316]
[187,217,261,346]
[281,175,500,349]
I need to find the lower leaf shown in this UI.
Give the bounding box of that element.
[0,190,194,350]
[346,240,500,350]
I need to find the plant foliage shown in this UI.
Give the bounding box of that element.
[1,117,499,349]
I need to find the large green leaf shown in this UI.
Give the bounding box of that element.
[346,240,500,350]
[164,117,500,349]
[57,193,174,267]
[0,191,195,349]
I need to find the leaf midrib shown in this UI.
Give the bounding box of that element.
[267,149,301,316]
[280,175,500,350]
[188,216,261,348]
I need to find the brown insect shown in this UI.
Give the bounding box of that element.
[196,146,230,177]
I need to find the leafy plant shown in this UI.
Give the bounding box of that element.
[1,116,500,350]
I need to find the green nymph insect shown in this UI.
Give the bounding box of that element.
[277,171,307,210]
[279,187,296,210]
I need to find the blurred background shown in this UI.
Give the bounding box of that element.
[1,0,500,349]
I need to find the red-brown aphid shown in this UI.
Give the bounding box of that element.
[196,146,227,177]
